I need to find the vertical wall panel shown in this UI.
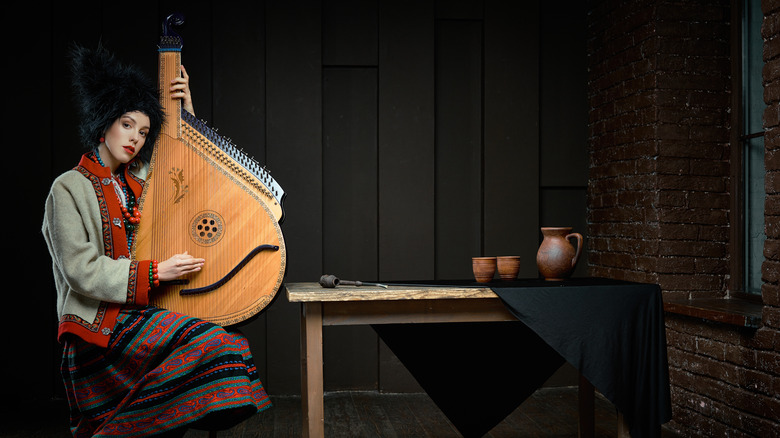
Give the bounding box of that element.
[539,0,588,188]
[323,68,379,280]
[435,0,483,19]
[377,0,435,281]
[484,0,540,277]
[435,20,484,279]
[323,0,378,66]
[212,2,267,159]
[20,0,57,402]
[49,2,102,178]
[322,68,379,389]
[101,1,161,78]
[539,0,589,276]
[265,0,322,394]
[377,0,436,392]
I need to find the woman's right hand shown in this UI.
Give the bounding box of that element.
[157,251,205,281]
[170,65,195,115]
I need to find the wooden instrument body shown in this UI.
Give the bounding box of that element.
[133,29,286,326]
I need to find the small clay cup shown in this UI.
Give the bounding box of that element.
[472,257,497,283]
[496,256,521,280]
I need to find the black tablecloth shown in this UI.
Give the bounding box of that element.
[372,277,671,438]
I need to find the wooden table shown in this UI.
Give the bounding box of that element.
[286,282,626,438]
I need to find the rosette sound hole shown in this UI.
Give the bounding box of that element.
[190,211,225,246]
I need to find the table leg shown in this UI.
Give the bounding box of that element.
[578,372,595,438]
[301,302,324,438]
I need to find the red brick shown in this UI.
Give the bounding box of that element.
[765,33,780,63]
[694,258,728,275]
[765,103,780,130]
[659,273,723,291]
[738,367,775,396]
[763,305,780,328]
[696,337,727,360]
[754,349,780,376]
[697,224,729,241]
[766,195,780,214]
[761,282,780,306]
[657,174,727,192]
[687,191,729,208]
[765,78,780,107]
[658,208,729,226]
[658,223,699,239]
[765,238,780,261]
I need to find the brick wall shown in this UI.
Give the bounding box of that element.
[587,0,780,435]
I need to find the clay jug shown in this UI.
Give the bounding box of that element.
[536,227,583,281]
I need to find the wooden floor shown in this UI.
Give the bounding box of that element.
[3,387,680,438]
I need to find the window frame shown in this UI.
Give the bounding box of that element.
[728,0,766,301]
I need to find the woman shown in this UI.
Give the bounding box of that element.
[42,45,271,437]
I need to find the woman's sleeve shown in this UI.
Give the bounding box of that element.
[43,174,150,306]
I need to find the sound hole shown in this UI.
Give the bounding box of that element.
[190,211,225,246]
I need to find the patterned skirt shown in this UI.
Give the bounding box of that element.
[61,306,271,437]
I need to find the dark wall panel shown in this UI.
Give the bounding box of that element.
[50,2,103,178]
[14,0,57,403]
[435,20,484,279]
[322,67,380,389]
[323,0,378,66]
[435,0,484,19]
[212,2,267,159]
[377,0,436,392]
[264,0,322,394]
[484,0,541,277]
[378,0,436,281]
[540,0,588,188]
[539,0,589,281]
[323,68,379,279]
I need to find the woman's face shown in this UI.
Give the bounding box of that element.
[101,111,151,170]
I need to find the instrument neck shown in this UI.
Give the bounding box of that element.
[158,47,182,139]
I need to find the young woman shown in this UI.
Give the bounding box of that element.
[42,45,271,437]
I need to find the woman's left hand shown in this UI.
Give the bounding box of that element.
[170,65,195,115]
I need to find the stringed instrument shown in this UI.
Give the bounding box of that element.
[133,13,286,326]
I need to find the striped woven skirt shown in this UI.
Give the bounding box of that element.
[61,306,271,437]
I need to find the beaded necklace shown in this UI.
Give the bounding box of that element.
[91,150,141,251]
[90,150,159,291]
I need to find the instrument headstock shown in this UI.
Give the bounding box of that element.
[159,13,185,51]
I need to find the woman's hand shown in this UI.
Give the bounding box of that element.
[157,251,205,282]
[170,65,195,115]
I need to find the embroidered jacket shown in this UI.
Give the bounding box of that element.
[42,153,153,348]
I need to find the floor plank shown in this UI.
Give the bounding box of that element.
[3,387,680,438]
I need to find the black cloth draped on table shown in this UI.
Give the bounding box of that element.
[372,277,671,438]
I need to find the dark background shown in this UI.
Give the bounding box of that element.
[9,0,587,406]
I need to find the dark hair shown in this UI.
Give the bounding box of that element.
[70,43,165,163]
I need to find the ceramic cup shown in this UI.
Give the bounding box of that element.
[472,257,497,283]
[496,256,521,280]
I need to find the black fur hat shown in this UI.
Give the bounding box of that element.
[70,43,165,163]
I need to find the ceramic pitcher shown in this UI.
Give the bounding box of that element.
[536,227,583,281]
